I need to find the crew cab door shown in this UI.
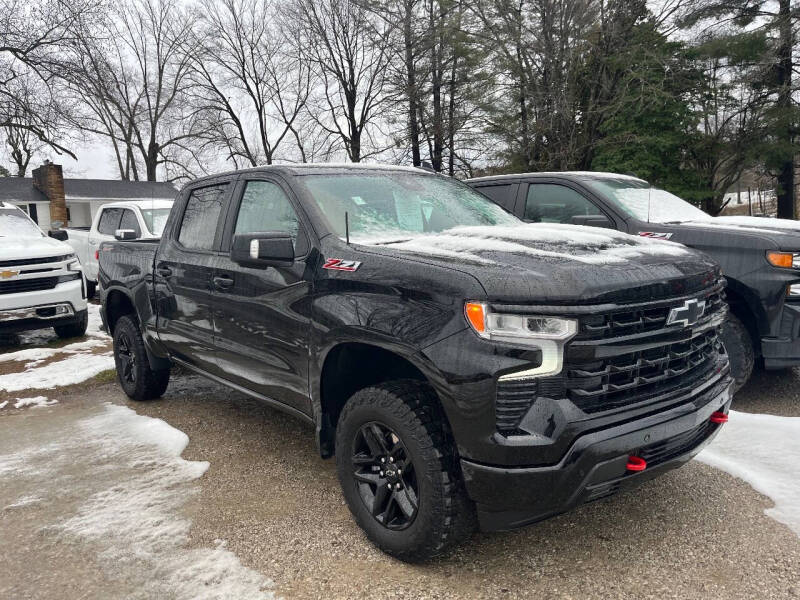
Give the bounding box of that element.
[154,179,233,371]
[210,176,314,415]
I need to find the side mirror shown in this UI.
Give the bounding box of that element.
[48,230,68,241]
[231,232,294,268]
[569,215,614,229]
[114,229,138,241]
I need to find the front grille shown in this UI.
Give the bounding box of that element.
[0,277,58,295]
[638,420,716,466]
[567,329,724,414]
[493,281,728,433]
[0,255,70,268]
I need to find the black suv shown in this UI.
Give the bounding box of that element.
[99,165,732,561]
[469,172,800,390]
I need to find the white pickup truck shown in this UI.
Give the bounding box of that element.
[0,202,88,340]
[64,200,172,296]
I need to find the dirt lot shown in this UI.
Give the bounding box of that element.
[2,363,799,600]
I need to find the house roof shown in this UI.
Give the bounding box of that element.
[0,177,178,204]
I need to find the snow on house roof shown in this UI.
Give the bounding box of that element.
[0,177,178,204]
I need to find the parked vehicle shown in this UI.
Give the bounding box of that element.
[99,165,732,561]
[64,199,172,297]
[0,202,88,339]
[468,172,800,390]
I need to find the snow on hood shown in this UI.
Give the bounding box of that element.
[0,235,74,261]
[360,223,695,266]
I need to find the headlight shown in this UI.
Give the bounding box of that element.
[465,302,577,379]
[766,251,800,269]
[789,284,800,297]
[67,259,82,271]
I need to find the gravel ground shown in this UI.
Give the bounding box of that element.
[2,368,797,600]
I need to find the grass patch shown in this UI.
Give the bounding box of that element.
[92,369,118,384]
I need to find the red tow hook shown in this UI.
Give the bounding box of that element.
[626,456,647,472]
[710,411,728,424]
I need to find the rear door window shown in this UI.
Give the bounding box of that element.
[475,184,518,212]
[177,184,228,250]
[97,208,123,235]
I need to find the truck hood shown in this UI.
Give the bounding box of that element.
[357,224,719,304]
[660,216,800,251]
[0,236,74,262]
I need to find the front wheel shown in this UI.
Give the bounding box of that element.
[54,310,88,339]
[335,380,475,562]
[720,313,755,394]
[113,315,170,401]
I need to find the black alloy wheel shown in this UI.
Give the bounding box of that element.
[116,330,137,385]
[351,421,419,530]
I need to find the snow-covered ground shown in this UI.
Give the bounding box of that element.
[698,410,800,538]
[0,303,114,395]
[0,403,277,599]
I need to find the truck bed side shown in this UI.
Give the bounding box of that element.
[98,239,160,334]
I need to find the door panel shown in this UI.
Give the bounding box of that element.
[211,178,313,415]
[154,182,230,371]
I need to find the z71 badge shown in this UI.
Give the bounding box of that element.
[323,258,362,272]
[638,231,673,240]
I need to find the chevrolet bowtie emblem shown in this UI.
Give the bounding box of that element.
[666,298,706,328]
[0,269,19,279]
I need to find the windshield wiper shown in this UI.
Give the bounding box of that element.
[373,238,413,245]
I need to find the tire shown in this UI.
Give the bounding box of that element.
[112,315,170,401]
[54,309,88,339]
[720,313,755,393]
[335,380,476,562]
[86,280,97,299]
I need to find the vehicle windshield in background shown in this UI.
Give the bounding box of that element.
[300,172,519,242]
[0,209,45,238]
[140,207,171,236]
[585,178,710,224]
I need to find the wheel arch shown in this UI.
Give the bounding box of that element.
[724,278,764,355]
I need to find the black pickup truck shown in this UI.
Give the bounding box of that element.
[99,164,732,561]
[468,172,800,390]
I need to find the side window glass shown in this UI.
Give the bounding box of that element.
[97,208,123,235]
[525,184,602,223]
[119,209,141,237]
[178,184,227,250]
[234,181,300,241]
[476,184,516,212]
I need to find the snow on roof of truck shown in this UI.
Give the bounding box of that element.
[97,199,174,210]
[468,171,647,183]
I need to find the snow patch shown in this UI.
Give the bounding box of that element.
[697,410,800,537]
[14,396,57,409]
[0,401,7,409]
[0,352,115,392]
[4,495,43,510]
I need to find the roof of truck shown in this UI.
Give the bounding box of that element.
[467,171,647,184]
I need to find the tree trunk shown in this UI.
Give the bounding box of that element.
[404,1,421,167]
[775,0,795,219]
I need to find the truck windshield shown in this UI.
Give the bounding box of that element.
[140,208,171,236]
[300,172,519,242]
[584,178,710,224]
[0,209,44,238]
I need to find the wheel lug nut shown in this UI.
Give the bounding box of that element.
[397,469,402,475]
[379,471,384,477]
[395,483,401,490]
[387,483,392,490]
[380,457,386,463]
[389,457,394,463]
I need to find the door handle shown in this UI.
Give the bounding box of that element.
[213,275,234,290]
[156,265,173,277]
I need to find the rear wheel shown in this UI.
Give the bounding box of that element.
[86,280,97,299]
[113,315,170,401]
[54,310,88,339]
[335,380,475,562]
[720,313,755,393]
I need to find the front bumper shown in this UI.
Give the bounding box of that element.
[0,279,87,334]
[461,379,732,531]
[761,303,800,369]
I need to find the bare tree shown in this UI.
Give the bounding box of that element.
[291,0,392,162]
[191,0,311,167]
[66,0,203,181]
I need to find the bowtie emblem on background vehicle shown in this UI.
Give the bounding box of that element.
[323,258,362,272]
[666,298,706,327]
[0,269,20,279]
